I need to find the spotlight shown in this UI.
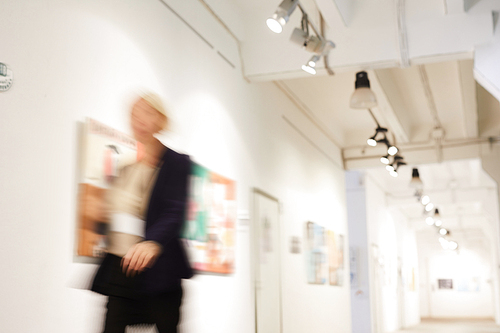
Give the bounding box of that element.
[448,241,458,250]
[387,145,399,156]
[390,170,398,177]
[386,164,395,172]
[307,55,321,68]
[439,228,448,236]
[366,127,388,147]
[301,64,316,75]
[350,71,377,109]
[439,237,449,249]
[421,195,430,205]
[425,203,434,212]
[367,136,377,147]
[435,220,442,227]
[434,208,440,218]
[380,155,390,164]
[426,217,434,225]
[267,0,299,34]
[410,168,423,188]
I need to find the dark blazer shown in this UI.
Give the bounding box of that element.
[141,147,193,293]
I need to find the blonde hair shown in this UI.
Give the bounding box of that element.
[139,91,169,131]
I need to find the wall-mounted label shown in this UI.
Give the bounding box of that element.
[0,63,13,91]
[290,236,301,254]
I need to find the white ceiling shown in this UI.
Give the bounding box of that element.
[212,0,500,252]
[216,0,500,152]
[366,158,498,254]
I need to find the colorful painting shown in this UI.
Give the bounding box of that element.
[183,163,236,274]
[328,231,344,286]
[77,118,142,257]
[305,222,327,284]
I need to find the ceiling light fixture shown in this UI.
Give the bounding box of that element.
[390,170,398,177]
[448,241,458,250]
[367,136,377,147]
[301,54,322,75]
[350,71,377,109]
[268,2,336,74]
[301,64,316,75]
[425,203,434,212]
[266,0,299,34]
[366,126,388,147]
[410,168,423,188]
[421,195,430,205]
[435,220,442,227]
[439,228,449,236]
[387,145,399,156]
[380,155,390,165]
[386,164,395,172]
[307,55,320,68]
[426,217,434,225]
[439,237,449,250]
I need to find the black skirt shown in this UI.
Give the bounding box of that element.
[91,253,147,300]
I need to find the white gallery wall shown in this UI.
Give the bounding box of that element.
[0,1,351,333]
[365,175,420,332]
[418,238,496,319]
[346,171,420,333]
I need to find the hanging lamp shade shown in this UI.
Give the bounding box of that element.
[350,71,377,109]
[409,168,423,188]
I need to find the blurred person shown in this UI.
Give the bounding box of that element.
[91,92,193,333]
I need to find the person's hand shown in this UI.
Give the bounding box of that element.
[121,241,162,277]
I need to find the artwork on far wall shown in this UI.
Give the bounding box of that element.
[409,267,416,292]
[305,222,345,286]
[327,231,344,286]
[305,221,327,284]
[457,277,480,292]
[77,118,142,258]
[438,279,453,289]
[182,163,237,274]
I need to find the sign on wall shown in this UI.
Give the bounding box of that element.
[77,118,142,258]
[0,63,13,92]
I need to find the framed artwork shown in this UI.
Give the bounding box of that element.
[77,118,142,258]
[457,277,480,292]
[438,279,453,289]
[305,221,327,284]
[182,163,236,274]
[328,231,345,286]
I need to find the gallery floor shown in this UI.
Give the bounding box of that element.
[395,318,500,333]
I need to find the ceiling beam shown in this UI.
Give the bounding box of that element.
[314,0,352,27]
[418,65,443,129]
[369,69,412,143]
[444,0,465,14]
[343,138,491,169]
[444,0,483,14]
[457,60,479,138]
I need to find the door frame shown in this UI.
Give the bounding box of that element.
[251,188,283,333]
